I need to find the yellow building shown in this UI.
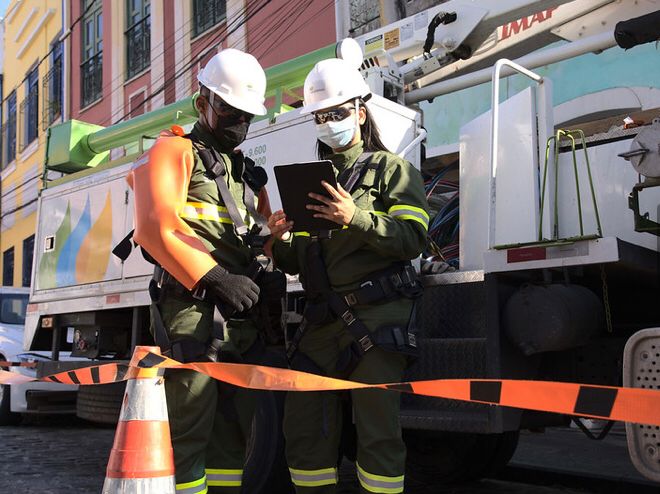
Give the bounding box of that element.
[1,0,63,287]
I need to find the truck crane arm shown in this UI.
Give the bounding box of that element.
[352,0,660,93]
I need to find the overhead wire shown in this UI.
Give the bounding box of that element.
[245,0,316,57]
[0,0,97,107]
[4,0,271,208]
[74,12,198,115]
[106,0,325,127]
[107,0,273,126]
[88,0,260,127]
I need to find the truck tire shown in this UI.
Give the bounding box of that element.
[404,430,519,486]
[76,382,126,425]
[0,361,21,426]
[242,390,294,494]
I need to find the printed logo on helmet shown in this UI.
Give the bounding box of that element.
[310,83,326,94]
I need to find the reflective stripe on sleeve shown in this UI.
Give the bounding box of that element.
[357,464,404,493]
[289,467,338,487]
[176,475,208,494]
[180,202,233,224]
[205,468,242,487]
[388,204,429,230]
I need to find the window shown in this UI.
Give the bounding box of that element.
[2,91,17,168]
[0,75,3,165]
[20,67,39,151]
[192,0,226,37]
[126,0,151,79]
[3,247,15,286]
[0,293,28,325]
[43,39,63,128]
[81,0,103,107]
[22,235,35,287]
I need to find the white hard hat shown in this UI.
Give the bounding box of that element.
[197,48,267,116]
[301,58,371,114]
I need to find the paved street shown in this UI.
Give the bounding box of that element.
[1,415,657,493]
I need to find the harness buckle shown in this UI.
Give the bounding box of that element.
[401,267,415,285]
[341,310,356,326]
[191,286,207,301]
[344,293,358,306]
[154,267,167,288]
[390,273,403,289]
[358,335,374,352]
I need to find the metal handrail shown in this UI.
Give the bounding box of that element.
[488,58,544,249]
[538,129,603,241]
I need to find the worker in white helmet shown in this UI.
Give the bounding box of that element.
[128,48,286,493]
[268,58,430,493]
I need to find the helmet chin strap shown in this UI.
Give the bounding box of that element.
[355,97,360,140]
[203,89,218,130]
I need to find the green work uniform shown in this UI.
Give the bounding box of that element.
[273,142,430,493]
[153,123,260,494]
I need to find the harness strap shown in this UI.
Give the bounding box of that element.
[194,143,251,237]
[241,156,270,237]
[287,152,418,369]
[148,268,209,362]
[342,264,422,307]
[337,152,374,193]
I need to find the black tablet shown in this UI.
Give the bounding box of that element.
[274,160,341,232]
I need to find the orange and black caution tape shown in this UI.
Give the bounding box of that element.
[2,346,659,427]
[0,361,37,368]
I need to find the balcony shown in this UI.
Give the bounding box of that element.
[19,89,39,153]
[81,52,103,109]
[126,16,151,80]
[42,60,63,129]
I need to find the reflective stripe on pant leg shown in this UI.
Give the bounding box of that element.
[176,475,208,494]
[289,467,338,487]
[356,464,404,493]
[205,469,243,487]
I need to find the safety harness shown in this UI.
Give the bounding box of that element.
[286,154,423,378]
[114,135,275,363]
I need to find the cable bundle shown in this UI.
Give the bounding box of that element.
[424,168,459,267]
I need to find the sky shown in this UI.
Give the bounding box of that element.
[0,0,11,19]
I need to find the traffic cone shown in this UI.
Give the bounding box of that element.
[102,346,175,493]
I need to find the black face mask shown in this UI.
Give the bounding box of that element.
[214,119,250,152]
[204,99,253,152]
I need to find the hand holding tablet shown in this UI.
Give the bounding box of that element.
[274,161,342,232]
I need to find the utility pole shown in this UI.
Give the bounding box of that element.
[378,0,405,24]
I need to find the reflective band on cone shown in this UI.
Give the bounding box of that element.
[102,346,175,493]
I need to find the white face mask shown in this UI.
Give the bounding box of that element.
[315,101,360,150]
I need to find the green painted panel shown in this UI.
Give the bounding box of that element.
[422,43,660,148]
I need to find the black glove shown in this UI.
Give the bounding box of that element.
[202,265,260,313]
[259,269,287,300]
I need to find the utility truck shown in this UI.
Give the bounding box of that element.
[24,0,660,487]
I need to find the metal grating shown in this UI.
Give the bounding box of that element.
[417,281,487,338]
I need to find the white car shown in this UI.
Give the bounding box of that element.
[0,287,77,425]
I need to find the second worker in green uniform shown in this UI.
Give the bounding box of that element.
[268,58,430,494]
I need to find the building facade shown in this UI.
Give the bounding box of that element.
[0,0,335,287]
[68,0,336,156]
[1,0,64,287]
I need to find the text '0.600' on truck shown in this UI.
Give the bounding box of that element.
[22,0,660,488]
